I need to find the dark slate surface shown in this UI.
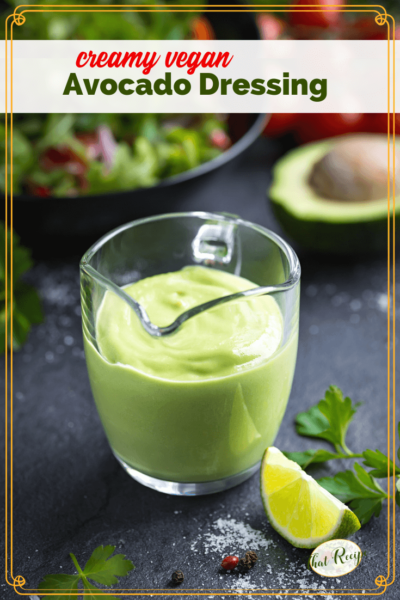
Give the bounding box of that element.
[1,138,399,599]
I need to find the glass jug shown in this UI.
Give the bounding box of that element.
[80,212,300,496]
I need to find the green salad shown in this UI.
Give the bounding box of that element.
[3,0,231,197]
[2,114,230,197]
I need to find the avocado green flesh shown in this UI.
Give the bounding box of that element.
[269,139,399,254]
[83,266,298,483]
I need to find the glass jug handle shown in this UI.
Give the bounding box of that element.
[191,219,237,265]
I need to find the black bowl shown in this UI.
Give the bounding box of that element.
[11,8,266,257]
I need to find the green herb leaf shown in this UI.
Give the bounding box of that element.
[38,573,80,600]
[290,391,400,529]
[283,449,338,469]
[348,497,384,525]
[295,405,331,440]
[353,463,386,494]
[362,448,400,478]
[14,282,43,326]
[83,545,134,586]
[395,478,400,508]
[0,223,43,354]
[0,223,32,283]
[318,464,387,525]
[82,579,118,600]
[36,114,76,152]
[0,123,34,195]
[295,385,360,452]
[38,545,134,599]
[318,470,379,503]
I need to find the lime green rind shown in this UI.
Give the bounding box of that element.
[260,447,361,550]
[334,507,361,540]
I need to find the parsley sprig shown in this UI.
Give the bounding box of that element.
[287,386,363,463]
[318,464,389,525]
[38,545,134,599]
[284,386,399,525]
[0,222,43,353]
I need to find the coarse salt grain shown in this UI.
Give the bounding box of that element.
[231,573,259,600]
[189,518,346,598]
[190,518,274,555]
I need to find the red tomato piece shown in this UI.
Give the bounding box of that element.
[257,15,286,40]
[30,184,51,198]
[289,0,344,30]
[263,113,299,138]
[365,113,400,135]
[342,17,386,40]
[294,113,366,144]
[40,146,87,175]
[41,147,74,167]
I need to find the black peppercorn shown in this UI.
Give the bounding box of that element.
[238,556,252,572]
[245,550,258,566]
[238,550,258,572]
[171,570,184,585]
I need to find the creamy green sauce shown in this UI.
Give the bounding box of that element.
[97,266,283,380]
[84,266,298,482]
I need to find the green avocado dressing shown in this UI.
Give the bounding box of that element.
[84,266,298,483]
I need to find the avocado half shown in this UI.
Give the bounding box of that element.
[269,134,399,255]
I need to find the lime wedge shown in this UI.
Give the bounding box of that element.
[260,447,361,549]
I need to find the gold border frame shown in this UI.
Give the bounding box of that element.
[4,3,396,596]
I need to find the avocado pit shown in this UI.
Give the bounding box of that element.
[309,134,399,203]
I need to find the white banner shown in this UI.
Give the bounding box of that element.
[1,40,397,113]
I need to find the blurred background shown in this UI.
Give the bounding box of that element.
[2,0,399,256]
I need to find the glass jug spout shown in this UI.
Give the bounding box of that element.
[81,259,299,338]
